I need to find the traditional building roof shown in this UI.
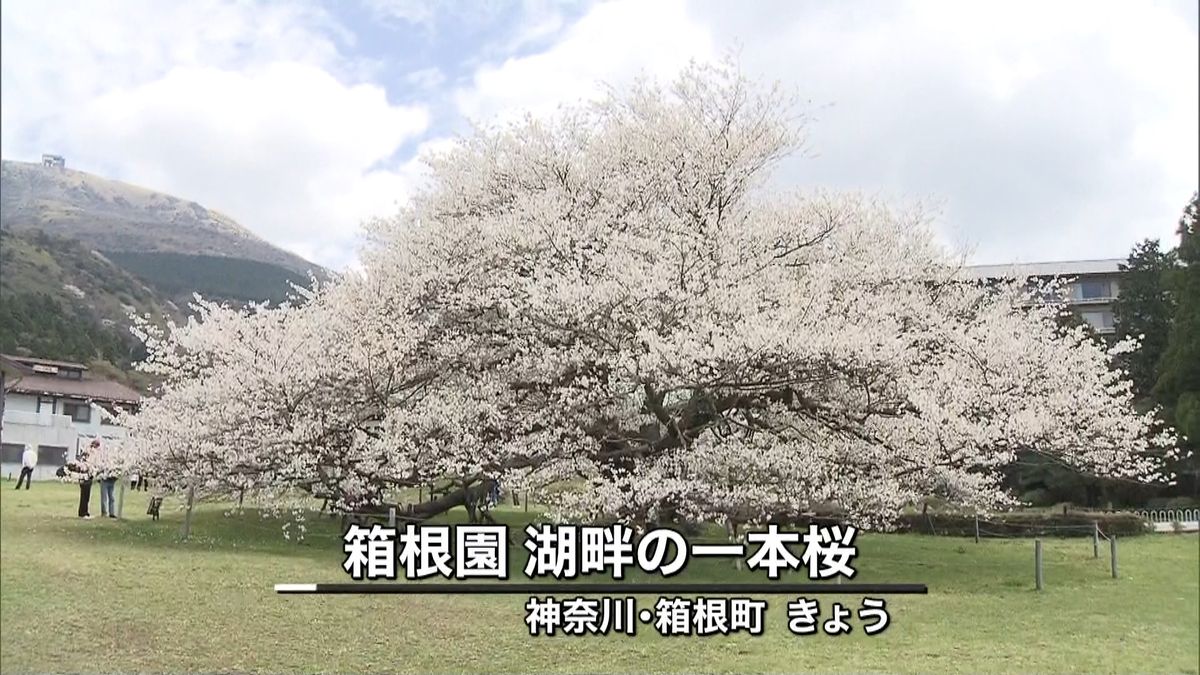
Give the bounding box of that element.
[4,374,141,403]
[0,354,140,403]
[1,354,89,373]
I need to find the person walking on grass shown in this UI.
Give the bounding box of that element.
[15,444,36,489]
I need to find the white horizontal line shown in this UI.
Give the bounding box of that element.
[275,583,318,593]
[690,544,745,556]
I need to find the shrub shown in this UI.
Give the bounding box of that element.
[1165,496,1200,509]
[892,511,1150,538]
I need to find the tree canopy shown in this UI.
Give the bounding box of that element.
[114,62,1180,528]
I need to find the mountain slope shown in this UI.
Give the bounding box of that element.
[0,158,331,375]
[1,159,316,273]
[1,159,325,305]
[0,228,178,382]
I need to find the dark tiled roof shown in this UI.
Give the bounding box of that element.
[0,353,89,372]
[5,374,141,403]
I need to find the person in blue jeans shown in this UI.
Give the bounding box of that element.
[89,439,118,519]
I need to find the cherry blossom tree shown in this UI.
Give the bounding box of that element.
[122,60,1180,530]
[119,269,514,520]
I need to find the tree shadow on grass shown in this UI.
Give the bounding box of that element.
[14,498,565,567]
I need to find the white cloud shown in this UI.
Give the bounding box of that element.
[502,0,570,53]
[64,62,428,269]
[2,0,1195,274]
[0,0,426,271]
[363,0,515,38]
[684,0,1200,263]
[454,0,716,125]
[452,0,1197,264]
[406,67,447,90]
[364,0,439,27]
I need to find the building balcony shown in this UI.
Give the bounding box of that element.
[1071,296,1116,305]
[2,409,75,429]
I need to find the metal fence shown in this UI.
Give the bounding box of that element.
[1131,508,1200,524]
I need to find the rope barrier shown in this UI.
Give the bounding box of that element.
[126,489,1160,547]
[977,519,1095,530]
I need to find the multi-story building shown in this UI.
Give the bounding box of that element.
[965,258,1124,335]
[0,354,141,481]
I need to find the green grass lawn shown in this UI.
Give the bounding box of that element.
[2,481,1197,674]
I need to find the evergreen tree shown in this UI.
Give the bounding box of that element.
[1113,239,1177,397]
[1153,191,1200,497]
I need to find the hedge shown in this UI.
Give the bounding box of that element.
[893,511,1151,538]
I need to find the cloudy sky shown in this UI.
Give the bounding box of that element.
[2,0,1196,271]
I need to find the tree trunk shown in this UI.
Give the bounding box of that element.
[332,479,497,525]
[181,484,196,541]
[464,487,478,523]
[393,481,493,522]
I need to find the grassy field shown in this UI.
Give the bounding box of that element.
[1,481,1197,674]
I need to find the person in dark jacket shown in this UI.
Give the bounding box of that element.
[69,441,98,519]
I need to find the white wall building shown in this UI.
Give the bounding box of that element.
[964,258,1124,335]
[1,355,140,481]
